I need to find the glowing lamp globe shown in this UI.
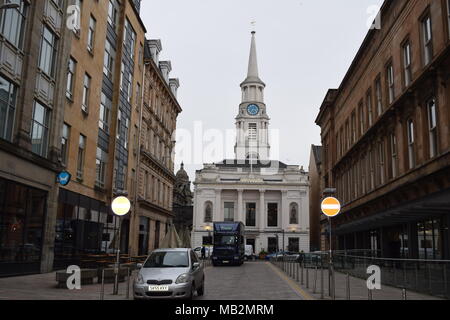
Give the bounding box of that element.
[111,196,131,216]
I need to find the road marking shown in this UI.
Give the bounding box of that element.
[266,262,315,300]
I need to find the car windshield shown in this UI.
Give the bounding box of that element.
[144,251,189,268]
[214,235,237,246]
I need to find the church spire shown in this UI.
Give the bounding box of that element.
[242,32,265,86]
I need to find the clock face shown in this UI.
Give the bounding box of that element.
[247,104,260,116]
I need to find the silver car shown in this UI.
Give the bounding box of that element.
[133,248,205,300]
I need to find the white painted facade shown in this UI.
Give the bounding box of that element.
[192,32,310,254]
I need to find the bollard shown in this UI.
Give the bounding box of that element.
[296,263,299,282]
[126,268,130,300]
[100,269,105,301]
[301,262,304,285]
[306,267,309,289]
[402,288,407,300]
[313,266,318,294]
[320,264,324,300]
[331,267,336,300]
[346,273,350,300]
[368,289,373,300]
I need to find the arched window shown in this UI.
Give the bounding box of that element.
[289,203,298,225]
[204,202,213,223]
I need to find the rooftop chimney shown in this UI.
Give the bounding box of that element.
[147,39,162,65]
[159,60,172,83]
[169,78,180,98]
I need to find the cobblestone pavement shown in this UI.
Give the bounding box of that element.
[198,261,311,300]
[271,261,443,300]
[0,271,136,300]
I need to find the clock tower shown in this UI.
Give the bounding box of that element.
[235,31,271,161]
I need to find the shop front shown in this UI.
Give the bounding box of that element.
[54,189,129,270]
[0,177,47,276]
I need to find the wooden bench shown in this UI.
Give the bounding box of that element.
[56,269,97,288]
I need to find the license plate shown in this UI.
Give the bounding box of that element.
[222,261,229,264]
[148,285,169,292]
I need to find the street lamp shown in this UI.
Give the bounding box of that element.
[111,196,131,295]
[0,3,20,10]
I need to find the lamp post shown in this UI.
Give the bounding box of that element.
[111,196,131,295]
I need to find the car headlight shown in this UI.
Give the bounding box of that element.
[175,273,190,284]
[136,273,145,285]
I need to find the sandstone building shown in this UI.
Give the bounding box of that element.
[316,0,450,259]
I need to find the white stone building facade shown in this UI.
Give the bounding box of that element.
[192,32,310,254]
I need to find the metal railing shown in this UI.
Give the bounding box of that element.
[332,254,450,299]
[270,253,450,300]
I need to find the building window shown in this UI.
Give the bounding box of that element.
[124,117,129,150]
[81,73,91,113]
[369,149,375,190]
[31,101,50,158]
[0,76,17,142]
[427,98,438,158]
[345,120,350,150]
[268,237,278,253]
[422,15,433,66]
[407,119,415,169]
[77,134,86,180]
[0,0,28,49]
[375,79,382,117]
[204,202,213,223]
[61,123,70,166]
[87,15,96,53]
[358,102,364,136]
[267,203,278,227]
[447,0,450,38]
[124,19,136,60]
[245,203,256,227]
[390,133,397,179]
[403,42,412,87]
[366,92,373,127]
[99,92,110,132]
[103,40,115,78]
[289,203,298,225]
[386,63,395,104]
[39,26,58,78]
[224,202,234,222]
[138,217,150,256]
[107,0,118,30]
[351,112,356,144]
[66,57,76,99]
[248,123,257,141]
[288,238,299,253]
[378,141,385,185]
[95,147,107,188]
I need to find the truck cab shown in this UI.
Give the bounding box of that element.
[211,222,245,266]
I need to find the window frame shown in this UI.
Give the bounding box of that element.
[427,97,438,158]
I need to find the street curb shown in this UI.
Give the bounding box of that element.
[266,262,315,300]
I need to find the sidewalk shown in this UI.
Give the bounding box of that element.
[0,271,136,300]
[272,262,443,300]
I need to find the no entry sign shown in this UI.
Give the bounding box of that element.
[321,197,341,217]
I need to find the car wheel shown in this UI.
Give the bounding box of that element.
[189,283,196,300]
[197,281,205,296]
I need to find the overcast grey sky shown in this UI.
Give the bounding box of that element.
[140,0,384,181]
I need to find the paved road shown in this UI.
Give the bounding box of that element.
[198,261,311,300]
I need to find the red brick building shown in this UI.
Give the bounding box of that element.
[316,0,450,259]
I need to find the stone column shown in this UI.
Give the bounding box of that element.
[237,189,244,223]
[215,189,222,221]
[259,190,266,231]
[281,191,289,229]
